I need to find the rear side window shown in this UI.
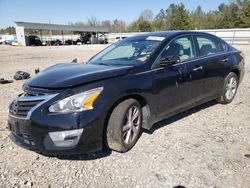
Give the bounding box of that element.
[196,36,221,56]
[219,41,228,52]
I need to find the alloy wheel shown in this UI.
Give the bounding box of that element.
[225,77,237,100]
[122,106,141,145]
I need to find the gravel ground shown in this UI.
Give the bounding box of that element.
[0,44,249,188]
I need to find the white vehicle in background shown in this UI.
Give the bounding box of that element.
[0,34,16,44]
[114,36,128,43]
[98,34,108,44]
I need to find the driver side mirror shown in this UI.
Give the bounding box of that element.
[159,56,180,67]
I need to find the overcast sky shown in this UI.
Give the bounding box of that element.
[0,0,229,29]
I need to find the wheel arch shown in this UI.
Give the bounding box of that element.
[102,94,152,145]
[230,68,240,80]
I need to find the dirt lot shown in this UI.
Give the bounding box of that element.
[0,45,249,188]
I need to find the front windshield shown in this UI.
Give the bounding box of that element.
[89,37,164,65]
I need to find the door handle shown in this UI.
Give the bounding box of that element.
[192,66,203,72]
[222,58,229,62]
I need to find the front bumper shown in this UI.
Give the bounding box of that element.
[7,84,112,156]
[8,112,104,155]
[7,89,108,156]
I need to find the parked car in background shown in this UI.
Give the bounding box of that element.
[0,34,16,44]
[80,33,91,44]
[51,39,62,46]
[0,35,3,44]
[8,31,244,155]
[76,39,83,45]
[65,39,76,45]
[26,35,42,46]
[99,34,108,44]
[6,40,19,46]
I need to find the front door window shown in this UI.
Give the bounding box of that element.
[161,36,195,62]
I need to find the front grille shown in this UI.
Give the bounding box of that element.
[9,92,57,118]
[10,100,44,117]
[9,99,44,118]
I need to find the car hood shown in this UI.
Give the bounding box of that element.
[27,63,133,89]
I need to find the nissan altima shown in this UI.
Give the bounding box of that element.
[8,31,245,155]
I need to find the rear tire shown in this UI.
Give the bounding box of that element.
[106,99,142,152]
[217,72,238,104]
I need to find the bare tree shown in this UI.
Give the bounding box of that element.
[140,9,154,22]
[112,19,126,32]
[87,16,100,27]
[101,20,112,31]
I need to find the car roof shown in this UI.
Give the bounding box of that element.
[128,31,218,40]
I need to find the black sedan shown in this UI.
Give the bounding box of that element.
[8,31,245,155]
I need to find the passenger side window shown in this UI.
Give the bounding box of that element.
[196,36,221,56]
[161,36,195,62]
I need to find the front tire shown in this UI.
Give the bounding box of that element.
[106,99,142,152]
[217,72,238,104]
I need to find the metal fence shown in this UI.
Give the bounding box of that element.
[198,28,250,45]
[28,28,250,45]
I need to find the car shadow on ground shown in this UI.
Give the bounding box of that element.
[144,100,218,135]
[55,148,112,161]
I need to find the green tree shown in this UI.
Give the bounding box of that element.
[190,6,206,29]
[217,3,239,28]
[205,11,224,29]
[0,26,16,34]
[127,17,152,32]
[166,3,191,30]
[137,17,152,32]
[237,1,250,27]
[152,9,168,31]
[126,9,153,32]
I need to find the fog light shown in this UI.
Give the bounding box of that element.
[48,129,83,147]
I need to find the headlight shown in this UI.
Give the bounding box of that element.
[48,87,103,113]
